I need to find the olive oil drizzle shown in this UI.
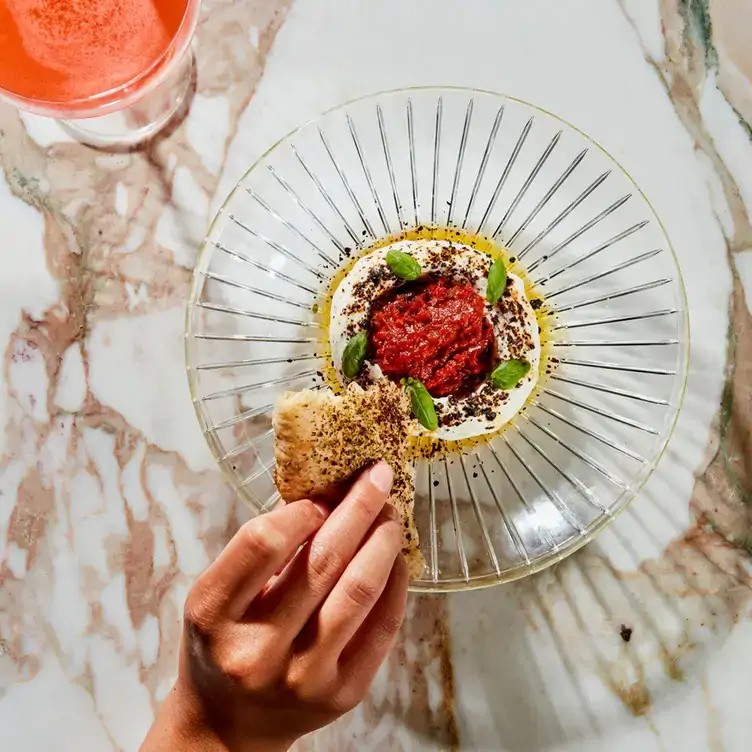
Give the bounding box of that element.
[311,226,558,458]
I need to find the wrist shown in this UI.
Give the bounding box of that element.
[145,683,293,752]
[142,685,227,752]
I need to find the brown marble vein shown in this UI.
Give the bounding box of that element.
[3,1,752,748]
[0,0,292,728]
[0,1,461,747]
[510,0,752,724]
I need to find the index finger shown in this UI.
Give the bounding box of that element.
[260,462,394,635]
[189,500,327,625]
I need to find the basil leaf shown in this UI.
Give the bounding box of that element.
[489,359,531,390]
[386,249,422,281]
[405,378,438,430]
[486,258,507,305]
[342,332,367,379]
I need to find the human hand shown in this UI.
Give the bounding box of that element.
[140,462,408,752]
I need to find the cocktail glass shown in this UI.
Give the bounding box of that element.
[0,0,201,148]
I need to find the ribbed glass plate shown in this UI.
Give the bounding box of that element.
[186,87,689,592]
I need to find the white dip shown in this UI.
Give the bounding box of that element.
[329,239,540,440]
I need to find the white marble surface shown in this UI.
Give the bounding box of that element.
[1,0,752,750]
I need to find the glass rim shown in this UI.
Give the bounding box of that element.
[0,0,201,118]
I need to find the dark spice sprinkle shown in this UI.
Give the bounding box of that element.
[530,298,543,310]
[333,238,539,435]
[433,480,439,487]
[509,256,516,262]
[620,625,633,643]
[472,472,478,478]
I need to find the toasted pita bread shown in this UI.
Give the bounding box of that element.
[273,381,425,580]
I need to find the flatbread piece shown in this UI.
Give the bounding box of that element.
[273,381,425,580]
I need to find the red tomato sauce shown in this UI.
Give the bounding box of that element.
[369,277,495,398]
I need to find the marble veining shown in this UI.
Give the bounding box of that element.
[1,0,751,750]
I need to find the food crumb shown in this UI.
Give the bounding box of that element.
[620,625,633,643]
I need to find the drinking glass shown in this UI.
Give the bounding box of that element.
[0,0,202,147]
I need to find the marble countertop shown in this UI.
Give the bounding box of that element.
[2,1,752,750]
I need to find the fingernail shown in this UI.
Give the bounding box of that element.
[369,462,393,494]
[383,502,399,521]
[312,501,330,519]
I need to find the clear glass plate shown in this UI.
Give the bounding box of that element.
[186,87,689,592]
